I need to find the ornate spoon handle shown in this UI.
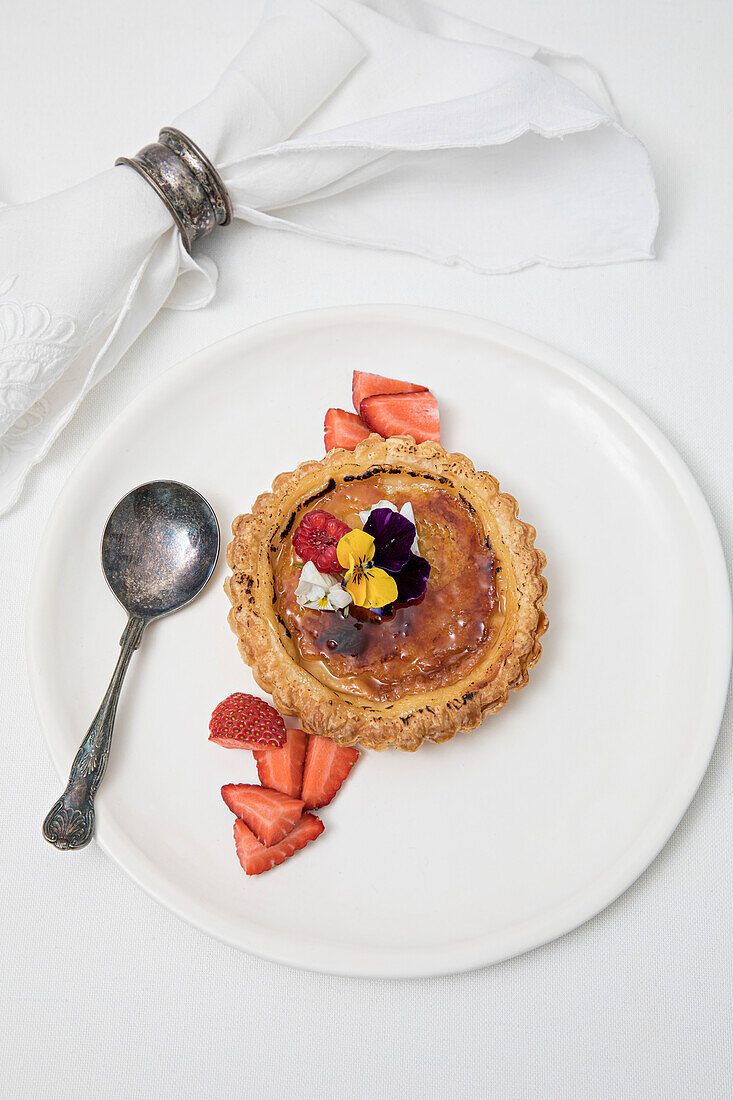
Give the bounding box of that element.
[42,615,146,850]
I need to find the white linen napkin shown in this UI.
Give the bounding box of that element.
[0,0,657,513]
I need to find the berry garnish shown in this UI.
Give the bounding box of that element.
[351,370,427,414]
[324,408,371,452]
[301,734,359,809]
[254,729,308,798]
[221,783,304,847]
[233,813,324,875]
[360,391,440,444]
[293,510,351,573]
[208,693,286,749]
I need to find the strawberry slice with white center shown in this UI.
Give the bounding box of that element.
[221,783,304,847]
[301,735,359,810]
[360,391,440,444]
[254,729,308,799]
[352,370,427,413]
[233,813,324,875]
[324,407,372,452]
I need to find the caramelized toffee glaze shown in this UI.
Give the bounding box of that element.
[273,474,501,702]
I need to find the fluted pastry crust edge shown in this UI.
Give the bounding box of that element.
[225,436,547,751]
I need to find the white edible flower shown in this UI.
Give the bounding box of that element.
[295,561,352,612]
[359,499,420,553]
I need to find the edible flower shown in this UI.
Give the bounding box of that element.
[359,500,419,553]
[362,507,431,606]
[295,561,353,612]
[363,507,414,571]
[389,549,431,606]
[336,529,399,609]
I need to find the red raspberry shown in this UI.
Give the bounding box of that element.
[293,510,351,574]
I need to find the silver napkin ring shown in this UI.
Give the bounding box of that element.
[116,127,232,252]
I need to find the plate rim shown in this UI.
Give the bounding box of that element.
[27,303,732,977]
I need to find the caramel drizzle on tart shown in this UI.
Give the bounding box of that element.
[273,475,503,703]
[225,436,547,751]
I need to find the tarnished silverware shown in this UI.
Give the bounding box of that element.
[42,480,219,850]
[116,127,232,252]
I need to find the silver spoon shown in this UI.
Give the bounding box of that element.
[42,480,219,850]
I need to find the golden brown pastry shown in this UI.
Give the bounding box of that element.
[225,436,547,751]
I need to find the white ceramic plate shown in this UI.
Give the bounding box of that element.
[28,306,730,977]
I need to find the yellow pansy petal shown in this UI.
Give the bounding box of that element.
[337,529,375,570]
[364,567,398,608]
[345,571,369,607]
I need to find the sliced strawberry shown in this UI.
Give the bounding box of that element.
[254,729,308,799]
[208,733,275,750]
[221,783,304,847]
[324,408,371,452]
[360,391,440,444]
[301,735,359,810]
[208,693,286,750]
[233,813,324,875]
[352,370,427,413]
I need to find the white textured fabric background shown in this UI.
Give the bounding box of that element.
[1,1,731,1097]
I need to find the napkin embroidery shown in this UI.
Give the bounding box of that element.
[0,401,47,478]
[0,275,78,438]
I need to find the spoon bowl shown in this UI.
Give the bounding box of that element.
[102,480,220,618]
[43,480,219,850]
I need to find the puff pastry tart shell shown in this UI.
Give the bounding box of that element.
[225,436,547,751]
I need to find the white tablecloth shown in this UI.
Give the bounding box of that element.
[2,2,731,1097]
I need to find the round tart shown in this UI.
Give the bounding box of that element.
[225,436,547,751]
